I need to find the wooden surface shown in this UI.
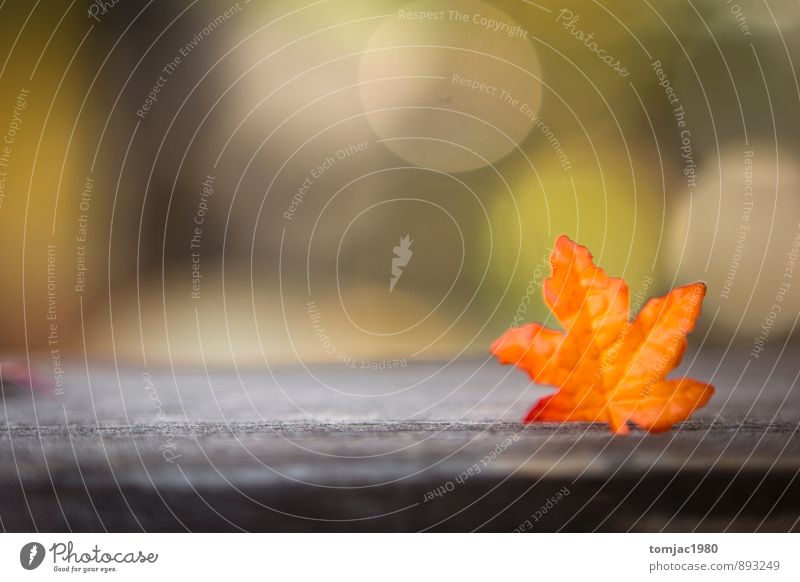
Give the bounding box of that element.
[1,346,798,532]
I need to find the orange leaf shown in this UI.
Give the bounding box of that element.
[491,235,714,435]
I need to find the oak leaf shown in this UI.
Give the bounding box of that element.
[491,235,714,434]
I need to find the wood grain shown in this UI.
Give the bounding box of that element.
[1,346,798,531]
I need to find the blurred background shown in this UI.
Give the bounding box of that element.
[0,0,799,370]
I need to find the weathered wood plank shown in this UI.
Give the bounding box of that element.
[1,347,798,531]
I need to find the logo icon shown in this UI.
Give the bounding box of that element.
[20,542,45,570]
[390,234,413,292]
